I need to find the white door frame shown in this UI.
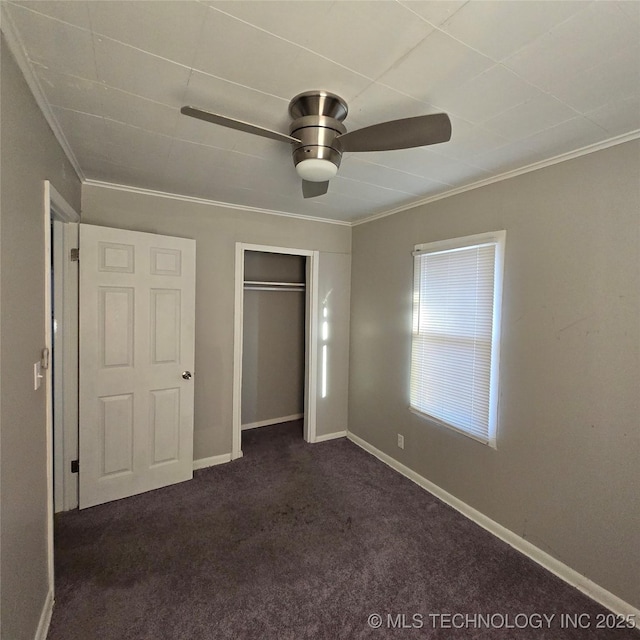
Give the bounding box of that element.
[44,180,80,598]
[52,220,80,513]
[232,243,319,459]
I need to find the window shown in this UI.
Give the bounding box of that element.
[410,231,506,447]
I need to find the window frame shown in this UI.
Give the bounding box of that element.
[409,230,506,448]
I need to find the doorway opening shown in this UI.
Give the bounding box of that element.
[44,180,80,609]
[232,243,319,459]
[241,251,307,445]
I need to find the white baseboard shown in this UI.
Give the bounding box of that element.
[241,413,304,431]
[35,589,54,640]
[347,432,640,628]
[314,430,348,443]
[192,453,232,471]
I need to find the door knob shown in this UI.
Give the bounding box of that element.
[182,371,192,380]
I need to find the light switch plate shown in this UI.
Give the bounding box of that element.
[34,361,42,390]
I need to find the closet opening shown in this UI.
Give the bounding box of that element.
[242,250,306,443]
[232,244,319,459]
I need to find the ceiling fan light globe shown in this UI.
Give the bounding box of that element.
[295,158,338,182]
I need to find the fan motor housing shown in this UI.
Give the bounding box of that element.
[289,91,348,173]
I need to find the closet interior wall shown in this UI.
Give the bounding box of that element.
[241,251,306,430]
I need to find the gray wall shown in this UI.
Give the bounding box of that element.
[242,252,306,425]
[316,251,351,435]
[81,185,352,458]
[349,140,640,609]
[0,36,81,639]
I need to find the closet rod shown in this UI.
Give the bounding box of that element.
[244,285,305,292]
[244,280,305,287]
[243,280,305,292]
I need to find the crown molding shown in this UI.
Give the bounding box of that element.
[83,123,640,231]
[1,4,85,182]
[82,179,352,227]
[352,129,640,227]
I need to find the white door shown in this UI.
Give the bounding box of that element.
[79,224,196,509]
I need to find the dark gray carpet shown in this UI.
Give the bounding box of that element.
[48,421,638,639]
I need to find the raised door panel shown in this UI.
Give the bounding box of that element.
[99,241,135,273]
[100,287,134,368]
[149,387,181,466]
[150,247,182,276]
[99,393,134,477]
[150,289,181,364]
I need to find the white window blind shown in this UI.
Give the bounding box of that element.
[410,231,505,447]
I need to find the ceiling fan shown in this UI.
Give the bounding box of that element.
[180,90,452,198]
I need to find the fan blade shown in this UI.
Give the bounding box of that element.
[337,113,451,152]
[180,106,300,144]
[302,180,329,198]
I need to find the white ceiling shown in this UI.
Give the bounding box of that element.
[3,0,640,223]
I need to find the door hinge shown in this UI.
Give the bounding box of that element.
[70,248,79,262]
[71,460,79,474]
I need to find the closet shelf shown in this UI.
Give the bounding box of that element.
[244,280,306,292]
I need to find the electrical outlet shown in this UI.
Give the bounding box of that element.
[397,434,404,449]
